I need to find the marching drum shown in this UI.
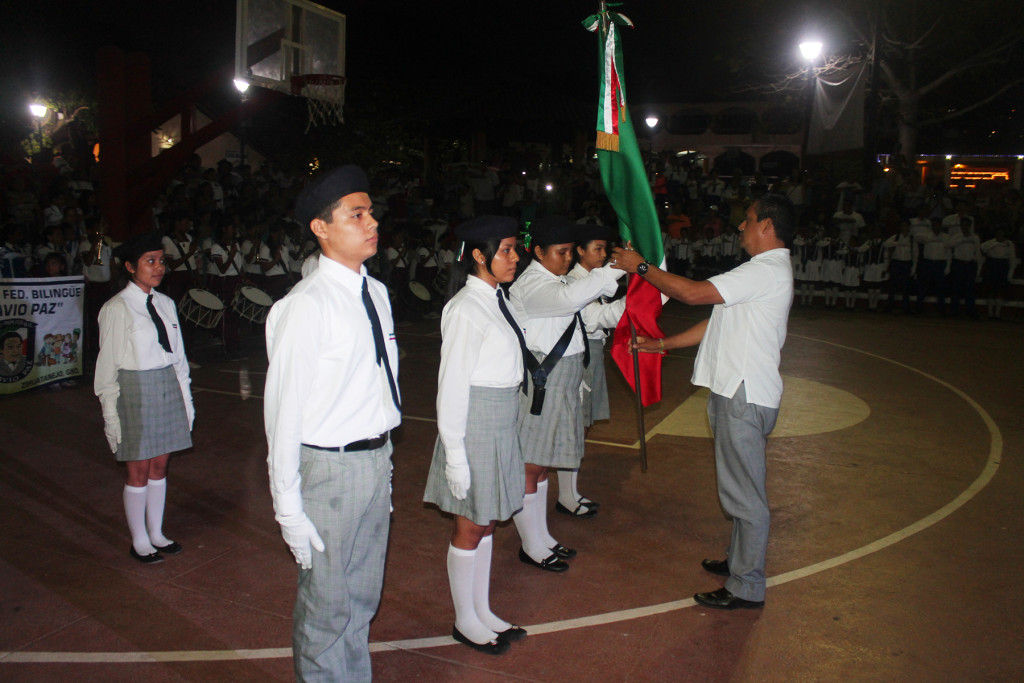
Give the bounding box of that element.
[232,285,274,324]
[403,280,434,316]
[177,288,225,329]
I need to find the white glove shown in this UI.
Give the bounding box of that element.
[185,400,195,431]
[445,454,471,501]
[103,413,121,453]
[278,513,325,569]
[601,262,628,280]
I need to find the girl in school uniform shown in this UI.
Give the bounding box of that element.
[509,216,623,572]
[841,235,863,309]
[561,224,626,517]
[94,231,194,564]
[423,216,528,655]
[860,229,887,310]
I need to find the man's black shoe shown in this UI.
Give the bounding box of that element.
[694,587,764,610]
[701,558,729,577]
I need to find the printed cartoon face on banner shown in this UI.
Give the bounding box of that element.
[0,320,36,383]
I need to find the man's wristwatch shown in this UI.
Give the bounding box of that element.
[636,261,651,276]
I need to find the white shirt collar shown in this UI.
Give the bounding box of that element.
[465,274,498,294]
[526,258,565,282]
[317,253,367,294]
[124,280,152,301]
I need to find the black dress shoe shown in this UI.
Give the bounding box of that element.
[129,546,164,564]
[518,548,569,572]
[554,501,597,518]
[578,497,600,509]
[551,543,577,560]
[153,541,182,555]
[701,558,729,576]
[694,587,764,610]
[452,627,510,655]
[496,625,527,642]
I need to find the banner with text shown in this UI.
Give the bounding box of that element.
[1,277,85,394]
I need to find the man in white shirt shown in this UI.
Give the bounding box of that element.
[611,194,795,611]
[264,165,401,682]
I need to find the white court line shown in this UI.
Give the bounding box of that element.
[2,336,1001,664]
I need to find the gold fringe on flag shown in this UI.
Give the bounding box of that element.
[596,130,620,152]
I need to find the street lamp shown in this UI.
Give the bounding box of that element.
[233,78,249,168]
[799,41,823,62]
[28,102,48,160]
[645,115,659,129]
[798,41,823,166]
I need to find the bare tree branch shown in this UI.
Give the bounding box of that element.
[921,79,1024,125]
[918,34,1024,97]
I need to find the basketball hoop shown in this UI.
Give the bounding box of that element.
[291,74,346,131]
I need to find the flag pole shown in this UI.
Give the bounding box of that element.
[628,317,648,472]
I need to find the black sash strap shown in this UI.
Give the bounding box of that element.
[525,311,589,416]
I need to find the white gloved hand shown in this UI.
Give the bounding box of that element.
[602,262,628,280]
[278,513,325,569]
[103,413,121,453]
[185,400,195,431]
[445,457,471,501]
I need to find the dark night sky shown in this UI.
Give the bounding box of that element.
[1,1,808,107]
[1,1,1020,155]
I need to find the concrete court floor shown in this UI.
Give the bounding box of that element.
[1,299,1022,682]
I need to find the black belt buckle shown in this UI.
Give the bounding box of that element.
[343,431,389,452]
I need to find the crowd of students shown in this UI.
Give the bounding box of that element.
[4,143,1022,358]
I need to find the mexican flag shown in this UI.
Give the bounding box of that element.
[584,9,664,407]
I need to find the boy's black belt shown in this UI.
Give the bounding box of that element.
[303,432,390,453]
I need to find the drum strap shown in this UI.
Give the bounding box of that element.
[361,278,401,411]
[171,237,194,274]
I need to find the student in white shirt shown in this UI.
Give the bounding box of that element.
[94,231,194,565]
[264,165,400,682]
[611,194,795,611]
[423,216,528,655]
[206,217,245,356]
[510,216,624,572]
[980,228,1017,319]
[559,224,626,517]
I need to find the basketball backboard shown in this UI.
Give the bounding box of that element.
[235,0,346,96]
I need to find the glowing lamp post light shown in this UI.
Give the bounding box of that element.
[233,78,250,167]
[799,41,823,62]
[28,102,48,160]
[645,115,659,129]
[798,41,823,162]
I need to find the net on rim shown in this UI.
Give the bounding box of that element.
[292,74,346,132]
